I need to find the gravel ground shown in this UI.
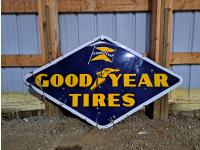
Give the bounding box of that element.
[2,111,200,150]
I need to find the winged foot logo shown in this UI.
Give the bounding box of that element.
[90,68,120,91]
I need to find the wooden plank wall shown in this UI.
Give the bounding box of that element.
[170,11,200,113]
[1,0,200,118]
[2,0,200,67]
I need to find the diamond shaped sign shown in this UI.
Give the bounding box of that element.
[24,35,182,129]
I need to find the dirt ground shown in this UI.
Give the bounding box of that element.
[2,111,200,150]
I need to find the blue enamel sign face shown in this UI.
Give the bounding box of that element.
[24,35,182,129]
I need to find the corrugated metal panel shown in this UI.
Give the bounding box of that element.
[2,14,40,54]
[190,12,200,90]
[1,14,40,93]
[97,14,115,39]
[59,13,151,54]
[1,69,8,93]
[172,11,200,99]
[2,15,20,54]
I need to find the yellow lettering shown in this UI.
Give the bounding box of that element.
[35,74,49,87]
[93,94,106,107]
[109,74,122,87]
[65,74,78,87]
[124,74,136,87]
[50,74,64,87]
[83,94,90,107]
[138,74,153,87]
[69,94,81,107]
[108,94,120,107]
[79,74,92,87]
[154,74,169,87]
[122,93,135,107]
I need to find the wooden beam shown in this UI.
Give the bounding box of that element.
[2,93,45,112]
[145,0,173,120]
[50,0,61,58]
[170,52,200,65]
[38,0,61,117]
[2,52,200,67]
[1,54,42,67]
[2,0,200,13]
[163,0,173,68]
[57,0,151,12]
[2,0,38,13]
[173,0,200,11]
[2,0,151,13]
[146,0,163,120]
[38,0,51,64]
[38,0,61,63]
[149,0,161,63]
[159,0,173,120]
[145,0,161,119]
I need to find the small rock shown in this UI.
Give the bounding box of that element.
[181,111,194,117]
[138,131,149,135]
[194,145,200,150]
[23,118,28,122]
